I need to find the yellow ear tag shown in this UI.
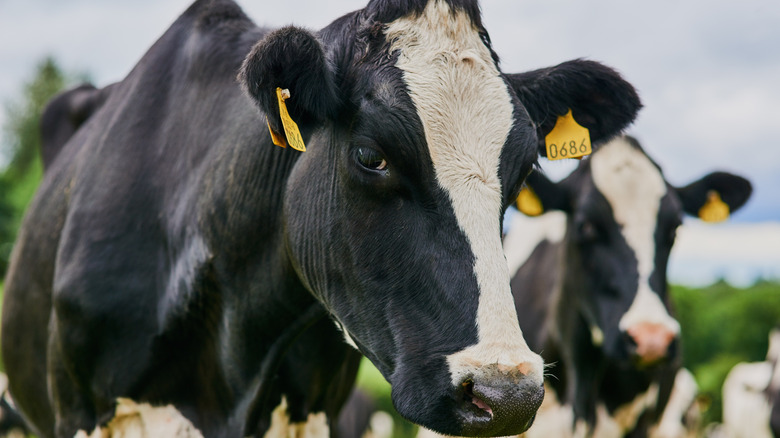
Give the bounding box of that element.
[516,186,544,217]
[699,191,730,223]
[266,117,288,148]
[275,87,306,152]
[544,109,591,161]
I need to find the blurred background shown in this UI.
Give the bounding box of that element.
[1,0,778,436]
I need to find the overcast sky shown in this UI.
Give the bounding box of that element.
[1,0,779,283]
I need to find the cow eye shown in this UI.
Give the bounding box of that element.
[355,147,388,172]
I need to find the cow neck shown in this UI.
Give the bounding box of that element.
[558,235,604,350]
[226,302,327,435]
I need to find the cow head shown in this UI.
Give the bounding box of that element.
[238,1,641,435]
[521,135,752,368]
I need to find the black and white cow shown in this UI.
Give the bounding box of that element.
[505,135,752,437]
[1,0,642,437]
[722,327,780,438]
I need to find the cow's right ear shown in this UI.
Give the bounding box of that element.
[516,170,571,216]
[239,26,340,144]
[506,59,642,158]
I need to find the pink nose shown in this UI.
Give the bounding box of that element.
[626,322,676,365]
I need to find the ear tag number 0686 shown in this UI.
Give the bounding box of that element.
[545,109,591,161]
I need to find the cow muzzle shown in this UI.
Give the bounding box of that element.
[456,363,544,436]
[626,322,677,366]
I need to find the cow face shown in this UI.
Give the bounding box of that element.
[238,1,641,435]
[524,135,752,368]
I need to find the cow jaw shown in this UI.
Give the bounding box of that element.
[386,1,543,434]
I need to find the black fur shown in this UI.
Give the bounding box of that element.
[507,59,642,156]
[39,83,116,169]
[366,0,482,27]
[0,392,29,436]
[676,171,753,216]
[239,26,341,133]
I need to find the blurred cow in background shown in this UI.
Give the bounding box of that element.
[505,134,752,437]
[721,328,780,438]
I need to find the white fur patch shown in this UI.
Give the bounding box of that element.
[504,211,567,277]
[264,397,329,438]
[590,138,679,335]
[722,362,773,438]
[333,319,360,350]
[74,398,204,438]
[386,0,543,386]
[591,383,659,438]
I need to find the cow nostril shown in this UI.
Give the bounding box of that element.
[462,379,494,418]
[456,371,544,436]
[461,379,493,418]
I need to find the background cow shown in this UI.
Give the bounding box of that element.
[1,0,642,437]
[505,135,752,437]
[720,328,780,438]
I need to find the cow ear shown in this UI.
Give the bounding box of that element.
[676,172,753,223]
[506,59,642,158]
[516,170,570,216]
[238,26,340,145]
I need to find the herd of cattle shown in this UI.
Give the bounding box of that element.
[0,0,772,437]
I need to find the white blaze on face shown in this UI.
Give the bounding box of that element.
[385,0,543,385]
[590,138,680,335]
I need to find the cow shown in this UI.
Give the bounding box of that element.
[721,328,780,438]
[722,362,773,438]
[0,0,643,436]
[504,134,752,437]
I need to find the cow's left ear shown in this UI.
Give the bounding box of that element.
[516,170,571,216]
[676,172,753,222]
[239,26,340,146]
[506,59,642,157]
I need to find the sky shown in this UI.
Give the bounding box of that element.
[1,0,779,284]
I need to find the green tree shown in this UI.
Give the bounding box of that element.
[0,57,69,275]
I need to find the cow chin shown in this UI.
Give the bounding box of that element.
[388,358,544,437]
